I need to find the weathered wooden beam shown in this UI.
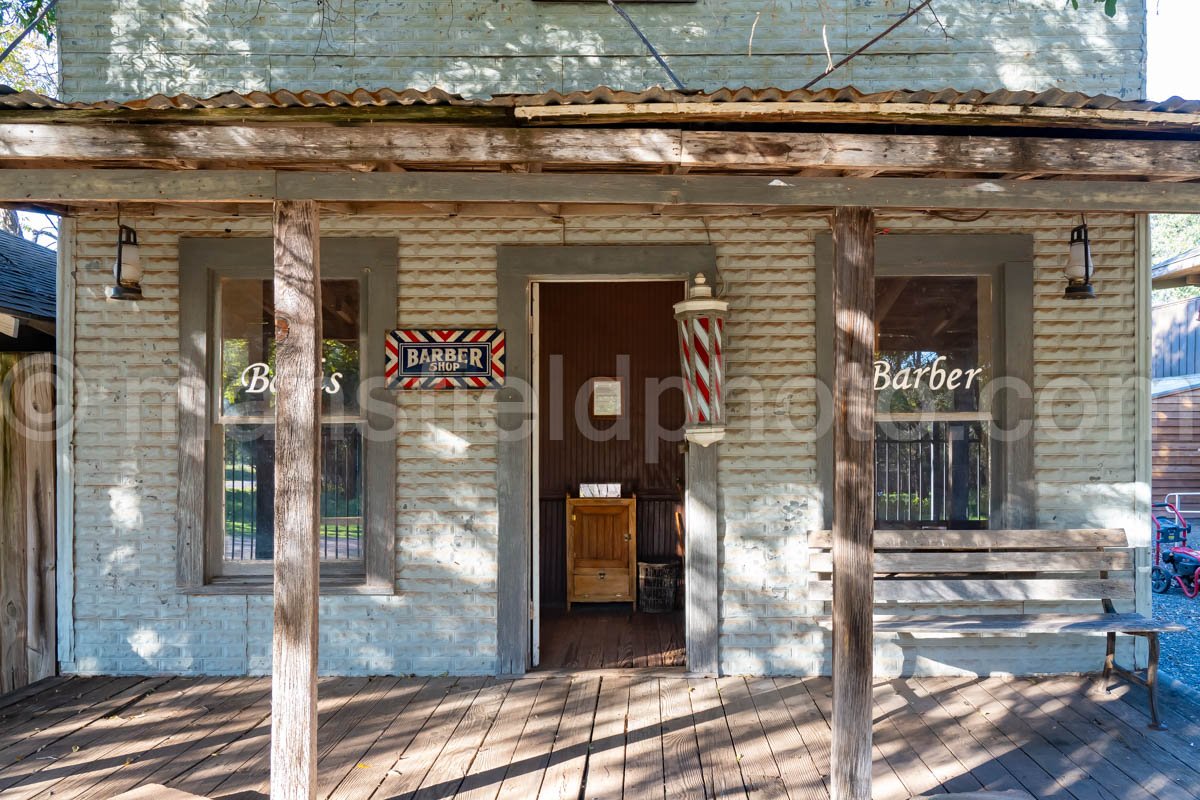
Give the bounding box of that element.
[680,131,1200,179]
[0,169,275,203]
[276,173,1200,213]
[515,100,1200,133]
[6,125,1200,179]
[831,206,875,800]
[3,170,1200,213]
[270,199,321,800]
[0,125,683,168]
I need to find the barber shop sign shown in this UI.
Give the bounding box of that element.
[385,329,506,389]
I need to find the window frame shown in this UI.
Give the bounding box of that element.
[178,237,397,594]
[815,233,1035,530]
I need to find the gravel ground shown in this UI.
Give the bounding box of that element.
[1153,588,1200,680]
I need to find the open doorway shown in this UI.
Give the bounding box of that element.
[532,280,686,670]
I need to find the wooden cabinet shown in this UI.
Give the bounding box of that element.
[566,497,637,610]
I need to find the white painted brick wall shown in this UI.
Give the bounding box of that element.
[56,0,1147,101]
[65,210,1139,677]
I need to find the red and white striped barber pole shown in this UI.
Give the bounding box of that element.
[674,273,729,447]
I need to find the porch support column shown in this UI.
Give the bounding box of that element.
[831,206,875,800]
[270,199,322,800]
[685,442,719,675]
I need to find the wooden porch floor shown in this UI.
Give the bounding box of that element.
[0,673,1196,800]
[538,606,685,670]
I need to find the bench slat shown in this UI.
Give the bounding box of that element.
[807,578,1135,603]
[867,613,1184,635]
[807,529,1128,550]
[807,551,1132,574]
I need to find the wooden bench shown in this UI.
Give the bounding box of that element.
[808,528,1185,729]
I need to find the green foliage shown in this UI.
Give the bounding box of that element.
[1151,214,1200,306]
[0,0,55,46]
[1070,0,1119,16]
[1152,214,1200,265]
[0,18,55,95]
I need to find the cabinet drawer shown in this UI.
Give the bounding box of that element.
[572,568,632,600]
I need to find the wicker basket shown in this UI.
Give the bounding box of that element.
[637,560,680,614]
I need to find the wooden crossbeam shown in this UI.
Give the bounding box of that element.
[2,170,1200,213]
[5,125,1200,179]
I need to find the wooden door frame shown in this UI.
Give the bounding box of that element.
[495,245,718,675]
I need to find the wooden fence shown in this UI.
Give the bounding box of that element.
[0,352,56,694]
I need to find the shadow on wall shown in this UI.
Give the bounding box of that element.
[59,0,1146,100]
[72,416,499,677]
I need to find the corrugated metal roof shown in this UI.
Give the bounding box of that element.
[0,230,55,321]
[1152,245,1200,284]
[1153,373,1200,399]
[2,85,1199,114]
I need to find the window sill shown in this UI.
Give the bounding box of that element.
[181,576,396,596]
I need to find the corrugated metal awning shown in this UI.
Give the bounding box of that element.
[2,85,1197,113]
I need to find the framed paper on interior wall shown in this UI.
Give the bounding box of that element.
[589,377,624,417]
[385,329,506,389]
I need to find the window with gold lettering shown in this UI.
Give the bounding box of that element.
[875,275,994,529]
[216,278,365,567]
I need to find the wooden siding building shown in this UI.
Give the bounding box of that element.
[6,81,1200,798]
[1150,292,1200,514]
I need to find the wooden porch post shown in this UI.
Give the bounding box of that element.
[831,206,875,800]
[270,199,322,800]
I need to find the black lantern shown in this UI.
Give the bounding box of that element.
[1064,221,1096,300]
[106,224,143,301]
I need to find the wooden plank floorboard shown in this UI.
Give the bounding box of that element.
[455,678,545,800]
[0,677,175,795]
[1020,679,1200,798]
[3,677,197,800]
[309,677,406,798]
[745,679,826,800]
[982,678,1191,800]
[0,675,73,713]
[581,676,629,800]
[623,677,665,800]
[328,677,449,800]
[1043,677,1200,788]
[495,678,572,800]
[76,677,270,800]
[370,677,489,800]
[772,679,832,797]
[0,676,139,763]
[688,677,747,800]
[658,679,705,800]
[916,678,1078,800]
[414,680,511,800]
[166,683,278,799]
[871,683,947,800]
[873,680,984,796]
[214,676,372,798]
[536,676,599,800]
[899,678,1027,796]
[945,681,1123,800]
[720,678,789,800]
[3,676,1200,800]
[315,678,425,800]
[800,675,908,800]
[25,677,235,800]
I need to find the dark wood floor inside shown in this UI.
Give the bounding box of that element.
[538,604,685,670]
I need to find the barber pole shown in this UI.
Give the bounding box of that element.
[674,273,729,446]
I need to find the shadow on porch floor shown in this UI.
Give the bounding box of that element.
[0,672,1195,799]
